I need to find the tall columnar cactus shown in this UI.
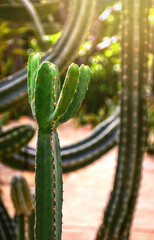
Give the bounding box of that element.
[96,0,149,240]
[27,52,91,240]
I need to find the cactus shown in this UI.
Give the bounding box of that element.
[0,196,17,240]
[96,0,149,240]
[11,175,34,216]
[1,109,119,173]
[0,1,60,21]
[27,52,91,240]
[0,0,96,113]
[11,175,34,240]
[0,124,35,161]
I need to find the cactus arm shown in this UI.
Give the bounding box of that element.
[1,113,119,172]
[0,1,60,21]
[0,125,35,160]
[20,0,46,43]
[53,129,63,240]
[48,0,81,60]
[35,128,55,240]
[59,64,91,123]
[52,0,96,72]
[28,52,41,116]
[35,62,57,128]
[51,63,79,121]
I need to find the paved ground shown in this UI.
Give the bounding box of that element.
[0,116,154,240]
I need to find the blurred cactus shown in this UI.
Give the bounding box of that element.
[11,175,33,216]
[0,124,35,161]
[96,0,149,239]
[11,175,34,240]
[0,196,16,240]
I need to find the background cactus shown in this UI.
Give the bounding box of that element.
[0,196,16,240]
[96,0,149,239]
[0,0,96,112]
[1,110,119,173]
[27,52,91,240]
[0,124,35,161]
[11,175,34,240]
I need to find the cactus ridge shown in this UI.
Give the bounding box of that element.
[28,53,91,240]
[0,125,35,160]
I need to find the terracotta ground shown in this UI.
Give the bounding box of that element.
[0,116,154,240]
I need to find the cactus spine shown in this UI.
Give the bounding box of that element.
[96,0,149,240]
[27,52,91,240]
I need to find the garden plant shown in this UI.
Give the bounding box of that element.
[0,0,153,240]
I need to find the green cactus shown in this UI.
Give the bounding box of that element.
[96,0,149,240]
[0,124,35,162]
[11,175,34,240]
[11,175,34,216]
[1,112,119,173]
[0,1,60,22]
[0,0,96,113]
[0,196,16,240]
[27,52,91,240]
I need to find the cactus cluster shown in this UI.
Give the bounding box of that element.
[27,52,91,240]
